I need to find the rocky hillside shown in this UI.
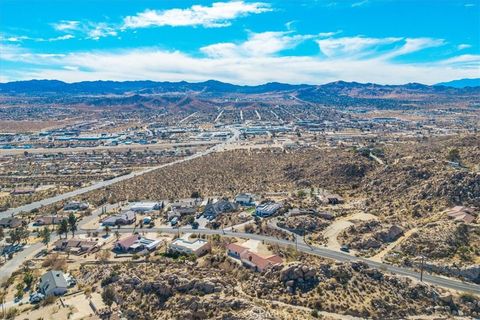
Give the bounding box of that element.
[77,253,480,319]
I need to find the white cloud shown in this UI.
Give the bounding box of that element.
[380,37,445,59]
[52,20,80,31]
[457,43,472,50]
[201,31,312,58]
[351,0,369,7]
[318,31,342,38]
[2,42,479,85]
[317,36,401,57]
[87,23,118,40]
[122,1,271,29]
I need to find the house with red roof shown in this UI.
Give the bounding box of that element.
[227,242,283,272]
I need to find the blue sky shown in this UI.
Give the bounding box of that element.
[0,0,479,84]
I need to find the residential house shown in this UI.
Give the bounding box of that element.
[0,217,23,228]
[39,270,68,296]
[235,193,255,206]
[102,210,136,226]
[169,237,211,257]
[445,206,476,224]
[255,202,282,217]
[54,238,98,255]
[203,199,238,220]
[63,201,89,211]
[130,202,161,213]
[168,205,196,221]
[226,243,283,272]
[34,216,67,226]
[10,188,35,195]
[114,234,161,253]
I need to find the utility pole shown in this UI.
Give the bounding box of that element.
[420,255,425,282]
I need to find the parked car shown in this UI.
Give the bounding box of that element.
[340,245,350,253]
[29,292,45,304]
[170,217,178,226]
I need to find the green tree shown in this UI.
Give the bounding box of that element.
[8,227,29,245]
[39,227,51,248]
[104,225,111,236]
[68,213,77,237]
[23,272,34,290]
[447,148,461,163]
[114,230,120,241]
[101,286,116,309]
[58,219,69,239]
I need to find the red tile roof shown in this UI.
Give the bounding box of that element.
[116,234,140,250]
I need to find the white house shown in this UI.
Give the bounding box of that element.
[169,237,211,257]
[255,202,282,217]
[130,202,161,213]
[39,270,68,296]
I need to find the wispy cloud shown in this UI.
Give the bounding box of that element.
[1,34,75,43]
[87,23,118,40]
[201,31,312,58]
[122,1,271,29]
[317,36,401,58]
[457,43,472,50]
[52,20,80,32]
[351,0,369,8]
[1,32,478,85]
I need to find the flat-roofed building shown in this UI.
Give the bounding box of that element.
[169,237,211,257]
[255,202,282,217]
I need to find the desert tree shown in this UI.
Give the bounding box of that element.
[68,213,77,237]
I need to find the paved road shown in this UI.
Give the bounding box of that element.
[0,127,240,220]
[0,242,44,284]
[76,226,480,295]
[2,221,479,295]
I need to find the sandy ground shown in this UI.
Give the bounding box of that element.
[322,212,377,250]
[371,227,418,262]
[239,239,272,256]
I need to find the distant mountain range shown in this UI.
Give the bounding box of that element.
[435,78,480,88]
[0,79,478,96]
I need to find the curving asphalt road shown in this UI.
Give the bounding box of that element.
[0,127,240,220]
[1,125,479,295]
[77,226,480,295]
